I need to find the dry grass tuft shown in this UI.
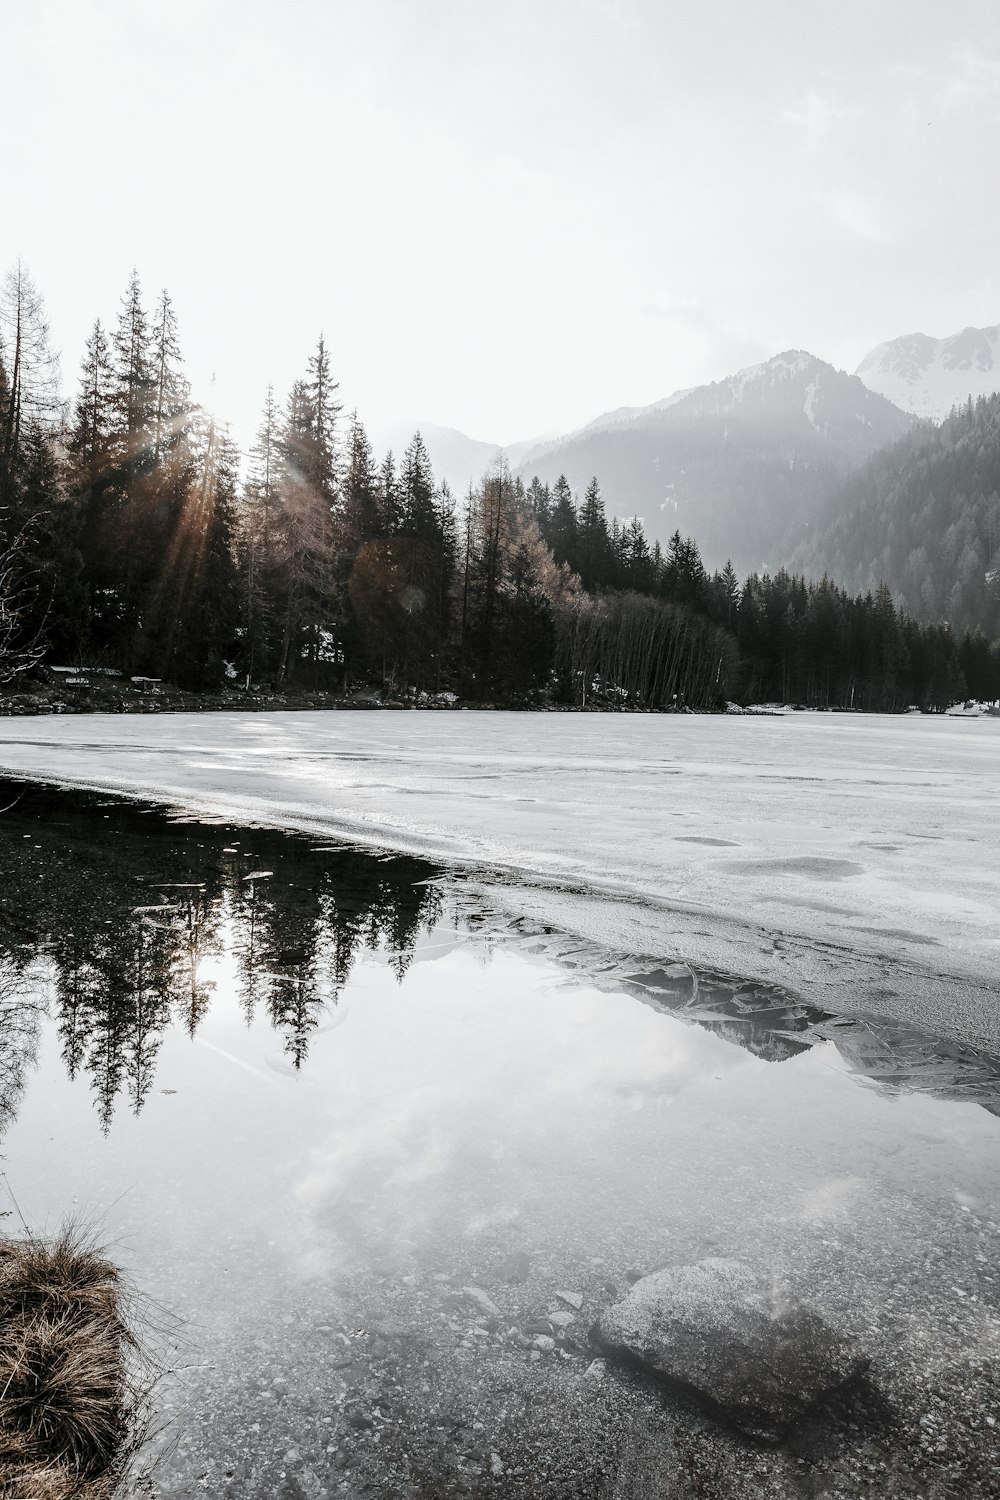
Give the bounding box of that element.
[0,1227,153,1500]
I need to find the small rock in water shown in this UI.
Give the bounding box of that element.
[533,1334,556,1353]
[594,1257,867,1444]
[462,1285,501,1319]
[549,1310,576,1329]
[557,1289,584,1310]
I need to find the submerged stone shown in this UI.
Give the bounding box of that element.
[594,1257,866,1443]
[557,1289,584,1309]
[462,1286,501,1320]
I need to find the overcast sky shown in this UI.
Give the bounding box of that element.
[6,0,1000,448]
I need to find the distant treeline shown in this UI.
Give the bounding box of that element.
[1,262,997,710]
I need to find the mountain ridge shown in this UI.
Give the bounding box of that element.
[392,322,1000,506]
[386,350,916,575]
[509,350,916,575]
[855,323,1000,420]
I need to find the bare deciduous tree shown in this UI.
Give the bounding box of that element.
[0,261,60,507]
[0,518,46,684]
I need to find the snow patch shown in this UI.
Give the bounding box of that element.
[803,380,821,432]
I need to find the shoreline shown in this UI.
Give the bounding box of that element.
[4,676,996,721]
[0,710,996,1053]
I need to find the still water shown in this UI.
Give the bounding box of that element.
[1,782,998,1498]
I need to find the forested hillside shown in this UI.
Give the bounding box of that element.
[512,352,916,575]
[1,262,996,713]
[794,394,1000,640]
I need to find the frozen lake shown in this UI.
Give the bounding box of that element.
[0,710,996,1045]
[0,778,998,1497]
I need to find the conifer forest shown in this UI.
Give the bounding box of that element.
[1,262,995,712]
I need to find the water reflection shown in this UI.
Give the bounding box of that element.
[0,779,997,1142]
[620,963,1000,1114]
[0,781,442,1131]
[1,781,997,1498]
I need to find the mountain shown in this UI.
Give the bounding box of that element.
[512,351,916,575]
[366,420,544,496]
[791,391,1000,638]
[855,324,1000,421]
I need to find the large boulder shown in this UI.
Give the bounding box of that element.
[594,1257,866,1444]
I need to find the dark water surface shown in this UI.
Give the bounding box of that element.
[1,781,998,1498]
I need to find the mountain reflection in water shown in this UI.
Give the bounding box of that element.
[621,966,1000,1114]
[0,779,997,1141]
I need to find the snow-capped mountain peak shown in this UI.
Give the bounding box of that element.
[855,324,1000,419]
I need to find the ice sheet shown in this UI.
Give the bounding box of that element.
[0,710,996,1044]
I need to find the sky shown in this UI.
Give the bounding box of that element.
[6,0,1000,450]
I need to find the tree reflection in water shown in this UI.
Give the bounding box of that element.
[0,782,443,1131]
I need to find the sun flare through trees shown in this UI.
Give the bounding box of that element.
[0,263,995,710]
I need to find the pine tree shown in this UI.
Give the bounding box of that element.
[399,432,438,539]
[150,288,189,462]
[623,516,653,592]
[146,295,198,652]
[295,334,342,504]
[547,474,578,570]
[713,559,741,630]
[111,269,154,465]
[239,384,282,683]
[171,415,241,689]
[66,322,118,654]
[342,413,380,550]
[369,433,453,688]
[526,476,551,530]
[273,363,339,688]
[662,531,708,609]
[11,420,88,660]
[141,406,240,687]
[577,476,612,590]
[69,321,115,480]
[378,449,402,534]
